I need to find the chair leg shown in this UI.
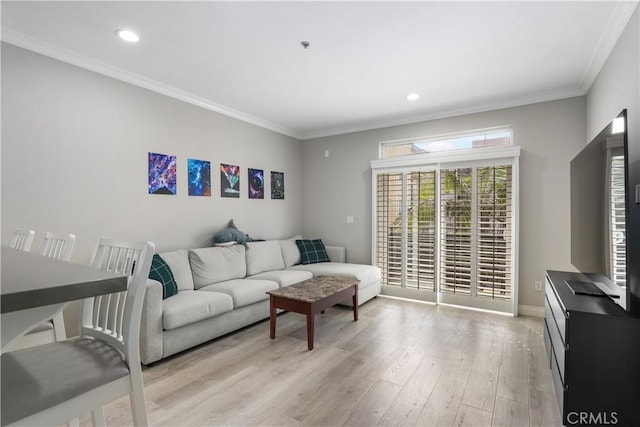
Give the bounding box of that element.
[91,407,106,427]
[52,312,67,341]
[129,370,149,426]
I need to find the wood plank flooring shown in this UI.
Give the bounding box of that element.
[82,296,562,426]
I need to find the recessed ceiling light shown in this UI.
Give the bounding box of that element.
[406,93,420,101]
[115,29,139,43]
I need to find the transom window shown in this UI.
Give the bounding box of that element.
[381,128,512,159]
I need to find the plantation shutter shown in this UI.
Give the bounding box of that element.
[376,171,436,290]
[439,168,473,295]
[376,172,403,287]
[476,165,513,300]
[610,154,626,286]
[406,171,436,291]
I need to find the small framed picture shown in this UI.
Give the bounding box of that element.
[148,152,177,195]
[188,158,211,196]
[220,163,240,198]
[248,168,264,199]
[271,171,284,200]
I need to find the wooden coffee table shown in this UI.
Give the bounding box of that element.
[267,276,359,350]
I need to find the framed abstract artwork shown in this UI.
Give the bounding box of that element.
[187,158,211,196]
[220,163,240,198]
[148,152,177,195]
[271,171,284,200]
[248,168,264,199]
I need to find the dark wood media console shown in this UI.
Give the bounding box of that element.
[544,270,640,426]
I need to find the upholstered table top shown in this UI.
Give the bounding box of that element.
[267,276,359,303]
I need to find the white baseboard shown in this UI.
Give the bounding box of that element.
[518,304,545,317]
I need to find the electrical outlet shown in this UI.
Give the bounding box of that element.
[534,281,543,291]
[346,216,354,224]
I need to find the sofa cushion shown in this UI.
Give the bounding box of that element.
[162,290,233,330]
[148,254,179,299]
[248,270,313,287]
[199,279,278,309]
[296,239,330,264]
[189,245,247,289]
[245,241,285,276]
[159,249,195,291]
[288,262,382,286]
[279,235,302,268]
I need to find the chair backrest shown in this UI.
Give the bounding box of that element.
[81,238,155,366]
[8,229,35,252]
[38,232,76,261]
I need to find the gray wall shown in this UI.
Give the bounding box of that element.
[586,5,640,311]
[1,43,303,265]
[586,5,639,142]
[302,97,587,309]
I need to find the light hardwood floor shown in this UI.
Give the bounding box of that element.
[84,296,562,426]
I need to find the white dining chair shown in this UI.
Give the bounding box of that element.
[7,233,78,351]
[39,232,77,341]
[1,238,155,427]
[8,228,35,252]
[38,231,76,261]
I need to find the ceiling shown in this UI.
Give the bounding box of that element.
[2,1,637,140]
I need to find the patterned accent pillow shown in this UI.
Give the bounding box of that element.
[148,254,179,299]
[296,239,330,265]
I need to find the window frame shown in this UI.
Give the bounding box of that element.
[371,143,520,315]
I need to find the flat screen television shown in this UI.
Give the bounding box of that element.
[570,109,633,312]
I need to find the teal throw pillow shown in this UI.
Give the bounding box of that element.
[148,254,178,299]
[296,239,330,265]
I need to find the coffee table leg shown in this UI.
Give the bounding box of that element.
[270,295,276,339]
[307,311,314,350]
[353,285,358,321]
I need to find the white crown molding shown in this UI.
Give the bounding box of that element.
[1,28,303,140]
[300,87,585,140]
[5,0,635,144]
[579,0,639,92]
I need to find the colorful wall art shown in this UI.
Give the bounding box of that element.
[271,171,285,199]
[148,152,177,195]
[187,158,211,196]
[220,163,240,198]
[248,168,264,199]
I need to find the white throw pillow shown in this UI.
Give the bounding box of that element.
[159,249,195,291]
[189,245,247,289]
[246,241,285,276]
[279,235,302,268]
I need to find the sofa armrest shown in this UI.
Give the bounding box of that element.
[140,279,163,365]
[325,245,346,263]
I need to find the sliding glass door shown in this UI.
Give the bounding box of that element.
[373,154,518,315]
[438,165,513,312]
[376,170,437,302]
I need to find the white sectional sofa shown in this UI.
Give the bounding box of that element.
[140,237,381,364]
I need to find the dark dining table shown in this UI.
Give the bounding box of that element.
[1,246,127,351]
